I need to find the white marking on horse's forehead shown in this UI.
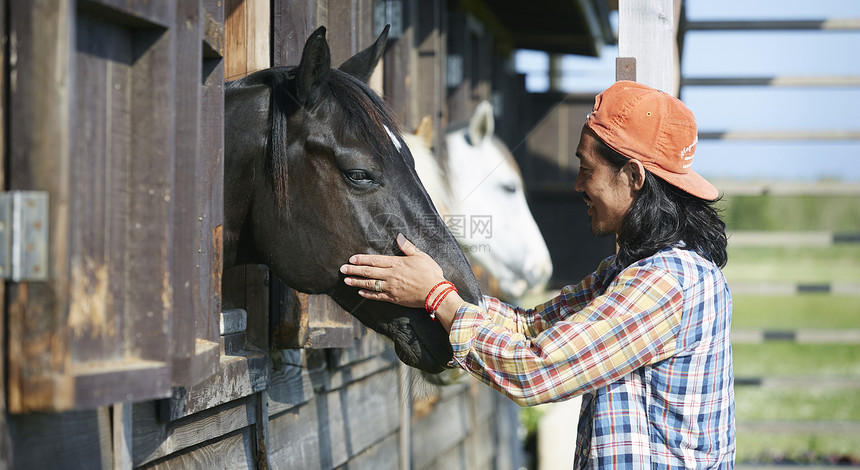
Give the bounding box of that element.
[383,125,402,152]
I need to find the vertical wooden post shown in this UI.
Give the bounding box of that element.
[398,363,412,470]
[0,0,8,462]
[111,403,133,470]
[617,0,678,94]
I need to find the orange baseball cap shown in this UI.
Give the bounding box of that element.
[585,80,718,200]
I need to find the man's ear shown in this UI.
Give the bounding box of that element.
[626,159,646,191]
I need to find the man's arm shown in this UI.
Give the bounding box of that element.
[448,265,684,406]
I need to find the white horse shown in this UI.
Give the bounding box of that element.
[405,102,553,302]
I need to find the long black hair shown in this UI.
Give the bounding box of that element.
[594,138,728,268]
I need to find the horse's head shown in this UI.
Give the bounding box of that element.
[444,101,553,301]
[223,26,481,374]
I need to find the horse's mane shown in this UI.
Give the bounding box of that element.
[238,67,402,210]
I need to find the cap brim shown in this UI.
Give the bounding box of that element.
[644,163,719,200]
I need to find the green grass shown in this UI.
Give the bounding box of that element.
[724,244,860,283]
[733,343,860,377]
[731,295,860,329]
[735,388,860,421]
[736,432,860,463]
[714,194,860,463]
[719,195,860,232]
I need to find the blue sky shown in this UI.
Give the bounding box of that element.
[515,0,860,182]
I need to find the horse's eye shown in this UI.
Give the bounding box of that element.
[344,170,374,185]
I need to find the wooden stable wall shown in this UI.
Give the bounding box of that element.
[2,0,526,469]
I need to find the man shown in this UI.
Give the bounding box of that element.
[341,81,735,468]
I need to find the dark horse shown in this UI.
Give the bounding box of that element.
[223,26,481,374]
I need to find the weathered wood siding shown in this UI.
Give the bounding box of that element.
[2,1,530,469]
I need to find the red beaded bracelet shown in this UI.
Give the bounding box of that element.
[428,285,458,321]
[424,281,454,313]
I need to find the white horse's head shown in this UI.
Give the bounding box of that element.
[407,103,553,302]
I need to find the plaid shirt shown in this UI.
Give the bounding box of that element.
[450,247,735,468]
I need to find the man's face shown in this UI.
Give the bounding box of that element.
[574,126,637,237]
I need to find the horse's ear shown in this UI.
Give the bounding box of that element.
[296,26,332,104]
[468,100,495,145]
[414,116,434,148]
[338,25,390,83]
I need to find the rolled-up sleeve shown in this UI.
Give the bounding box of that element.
[449,265,684,406]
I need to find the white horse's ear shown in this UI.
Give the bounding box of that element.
[414,116,434,148]
[468,100,495,146]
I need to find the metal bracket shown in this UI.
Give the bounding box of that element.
[0,191,49,281]
[616,57,637,82]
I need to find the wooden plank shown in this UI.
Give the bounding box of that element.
[684,19,860,31]
[170,0,220,389]
[272,0,317,66]
[269,280,308,348]
[7,408,112,469]
[399,364,412,470]
[446,11,471,124]
[220,308,248,335]
[268,397,324,469]
[617,0,676,93]
[246,0,271,73]
[682,76,860,87]
[112,403,133,470]
[415,0,446,151]
[0,0,8,458]
[124,6,175,366]
[170,0,201,386]
[78,0,173,27]
[137,425,256,470]
[164,350,268,421]
[267,349,316,416]
[225,0,247,79]
[6,0,75,413]
[334,432,400,470]
[254,391,271,469]
[698,130,860,140]
[381,0,415,126]
[412,386,473,470]
[202,0,225,57]
[268,371,401,469]
[326,331,393,370]
[198,0,225,350]
[132,396,256,467]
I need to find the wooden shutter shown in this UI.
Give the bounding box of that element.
[6,0,223,412]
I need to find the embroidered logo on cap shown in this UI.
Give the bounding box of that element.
[680,136,697,168]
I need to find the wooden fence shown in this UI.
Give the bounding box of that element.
[0,0,542,468]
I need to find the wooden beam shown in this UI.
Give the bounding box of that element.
[699,130,860,140]
[683,76,860,87]
[685,19,860,31]
[617,0,677,93]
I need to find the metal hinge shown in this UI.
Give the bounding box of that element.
[0,191,49,281]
